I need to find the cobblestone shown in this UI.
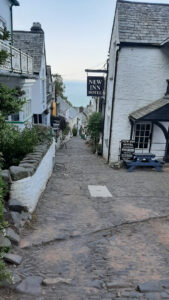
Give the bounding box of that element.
[2,138,169,299]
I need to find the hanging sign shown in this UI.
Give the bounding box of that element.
[87,76,104,96]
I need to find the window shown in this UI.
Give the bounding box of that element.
[33,114,42,124]
[134,123,151,149]
[11,113,19,122]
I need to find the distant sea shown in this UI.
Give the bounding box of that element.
[64,80,91,107]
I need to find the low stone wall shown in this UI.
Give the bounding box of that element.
[9,139,56,213]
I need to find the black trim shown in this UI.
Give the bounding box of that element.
[120,42,160,48]
[149,123,154,153]
[130,119,134,140]
[102,59,109,154]
[108,47,120,163]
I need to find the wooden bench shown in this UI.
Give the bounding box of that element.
[124,153,164,172]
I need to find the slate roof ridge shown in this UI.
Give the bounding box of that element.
[118,0,169,7]
[13,30,44,34]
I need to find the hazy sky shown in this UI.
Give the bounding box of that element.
[13,0,169,81]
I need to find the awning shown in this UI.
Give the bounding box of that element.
[129,96,169,122]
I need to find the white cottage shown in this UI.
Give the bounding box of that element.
[13,23,50,126]
[103,0,169,163]
[0,0,35,128]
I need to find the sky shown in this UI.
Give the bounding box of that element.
[13,0,169,82]
[13,0,169,105]
[13,0,116,81]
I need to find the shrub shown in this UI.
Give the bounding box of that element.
[63,124,70,136]
[72,128,77,136]
[0,124,39,169]
[87,112,103,146]
[33,124,52,144]
[0,124,52,169]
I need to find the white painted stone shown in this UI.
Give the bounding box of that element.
[88,185,112,198]
[10,140,55,213]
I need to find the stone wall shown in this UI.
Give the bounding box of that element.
[9,139,55,213]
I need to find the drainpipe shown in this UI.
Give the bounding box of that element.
[107,45,120,164]
[10,4,14,45]
[102,58,109,154]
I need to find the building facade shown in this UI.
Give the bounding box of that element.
[13,22,50,126]
[103,0,169,163]
[0,0,36,129]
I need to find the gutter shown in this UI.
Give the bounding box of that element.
[107,45,121,164]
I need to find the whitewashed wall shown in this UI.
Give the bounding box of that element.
[151,122,169,159]
[105,45,169,163]
[10,140,55,213]
[103,11,119,160]
[0,0,11,32]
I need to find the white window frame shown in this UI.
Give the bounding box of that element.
[134,122,152,150]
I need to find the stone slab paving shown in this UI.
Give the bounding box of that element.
[2,137,169,299]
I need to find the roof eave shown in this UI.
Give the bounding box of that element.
[120,41,160,47]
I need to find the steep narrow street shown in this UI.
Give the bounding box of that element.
[2,137,169,300]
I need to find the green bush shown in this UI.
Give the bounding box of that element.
[0,124,52,169]
[0,124,39,169]
[87,112,103,146]
[33,124,52,144]
[72,128,77,136]
[63,124,70,136]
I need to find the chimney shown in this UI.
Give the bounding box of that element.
[31,22,43,33]
[79,106,84,113]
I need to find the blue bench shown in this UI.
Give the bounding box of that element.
[124,153,164,172]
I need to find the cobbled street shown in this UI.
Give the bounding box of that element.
[2,137,169,300]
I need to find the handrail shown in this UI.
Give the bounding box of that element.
[0,40,33,75]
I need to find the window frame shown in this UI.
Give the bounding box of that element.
[134,122,152,150]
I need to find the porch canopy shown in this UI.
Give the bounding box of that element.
[129,96,169,122]
[129,96,169,161]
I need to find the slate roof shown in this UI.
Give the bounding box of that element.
[129,96,169,120]
[13,31,44,74]
[117,1,169,44]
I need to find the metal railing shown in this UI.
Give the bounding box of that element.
[0,40,33,75]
